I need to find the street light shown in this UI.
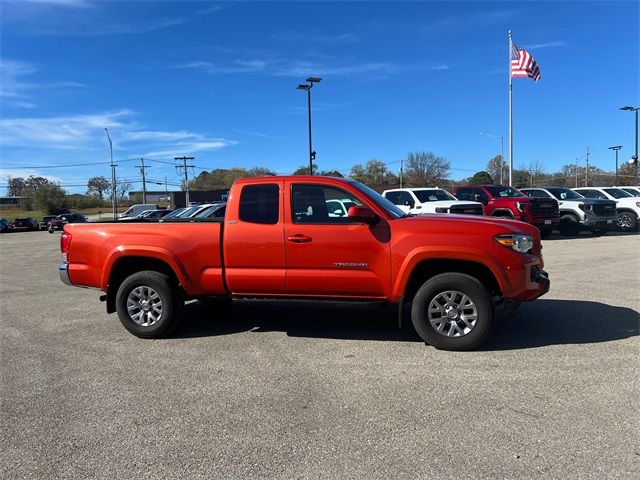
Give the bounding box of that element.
[479,132,504,184]
[608,145,623,185]
[620,106,639,184]
[297,76,322,174]
[104,128,117,219]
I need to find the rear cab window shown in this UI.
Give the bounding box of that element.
[239,184,280,224]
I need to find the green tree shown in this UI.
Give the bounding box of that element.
[87,176,111,200]
[32,184,67,214]
[318,170,343,177]
[404,151,450,187]
[468,171,494,185]
[293,163,318,175]
[349,159,388,185]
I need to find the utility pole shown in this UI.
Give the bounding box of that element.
[104,128,117,219]
[175,156,195,206]
[165,176,169,206]
[585,147,589,187]
[575,158,579,188]
[399,159,404,188]
[135,158,149,204]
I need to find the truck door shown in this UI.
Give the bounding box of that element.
[223,182,286,294]
[283,181,391,298]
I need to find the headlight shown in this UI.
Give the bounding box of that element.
[516,202,527,212]
[636,202,640,208]
[578,203,587,212]
[435,207,448,213]
[495,234,534,253]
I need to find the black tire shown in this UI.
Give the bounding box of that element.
[558,215,580,236]
[411,273,495,351]
[115,270,183,338]
[539,227,553,239]
[616,211,638,232]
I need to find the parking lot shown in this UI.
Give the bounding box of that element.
[1,230,638,479]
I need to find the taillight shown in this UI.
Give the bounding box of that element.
[60,231,72,262]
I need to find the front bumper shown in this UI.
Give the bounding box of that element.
[59,262,72,286]
[511,267,550,302]
[581,216,617,230]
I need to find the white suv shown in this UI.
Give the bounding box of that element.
[573,187,640,231]
[382,188,483,216]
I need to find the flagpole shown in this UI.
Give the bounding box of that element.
[508,30,513,187]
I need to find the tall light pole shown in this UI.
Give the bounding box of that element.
[479,132,504,184]
[608,145,623,185]
[104,128,117,219]
[620,106,639,185]
[297,77,321,174]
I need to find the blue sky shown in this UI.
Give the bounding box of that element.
[1,0,638,194]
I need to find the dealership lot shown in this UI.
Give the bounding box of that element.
[1,230,638,479]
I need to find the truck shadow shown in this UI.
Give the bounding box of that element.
[175,299,639,350]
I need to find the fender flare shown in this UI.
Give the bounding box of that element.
[100,245,191,292]
[391,246,511,301]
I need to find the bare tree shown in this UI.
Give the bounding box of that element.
[116,180,133,202]
[404,151,450,187]
[486,155,507,184]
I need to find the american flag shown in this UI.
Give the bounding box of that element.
[511,43,541,82]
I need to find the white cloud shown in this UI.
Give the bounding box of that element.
[526,41,567,50]
[0,58,85,109]
[20,0,93,7]
[177,58,449,79]
[0,110,133,147]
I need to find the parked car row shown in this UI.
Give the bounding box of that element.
[382,185,639,235]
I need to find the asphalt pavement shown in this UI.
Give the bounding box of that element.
[1,229,638,479]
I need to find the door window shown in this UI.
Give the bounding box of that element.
[291,185,363,224]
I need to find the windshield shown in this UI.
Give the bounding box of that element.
[486,186,526,198]
[546,187,584,200]
[603,188,632,199]
[349,181,407,218]
[621,187,640,196]
[163,208,186,218]
[194,204,226,218]
[413,189,456,202]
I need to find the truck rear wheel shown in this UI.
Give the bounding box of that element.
[115,270,183,338]
[411,273,495,351]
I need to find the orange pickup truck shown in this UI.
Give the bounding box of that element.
[58,176,549,351]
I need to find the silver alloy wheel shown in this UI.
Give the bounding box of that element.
[428,290,478,337]
[617,213,634,229]
[127,286,163,327]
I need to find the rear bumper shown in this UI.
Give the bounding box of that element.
[59,262,72,286]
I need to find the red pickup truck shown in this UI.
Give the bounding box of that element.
[451,185,560,238]
[58,176,550,351]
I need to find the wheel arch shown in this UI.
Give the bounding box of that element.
[402,258,502,304]
[106,257,182,314]
[492,209,515,218]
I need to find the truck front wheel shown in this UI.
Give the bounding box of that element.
[411,273,495,351]
[115,271,183,338]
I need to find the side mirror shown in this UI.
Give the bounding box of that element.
[348,206,379,225]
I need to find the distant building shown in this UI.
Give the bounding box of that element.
[171,189,229,208]
[0,196,28,206]
[127,190,174,203]
[127,189,230,208]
